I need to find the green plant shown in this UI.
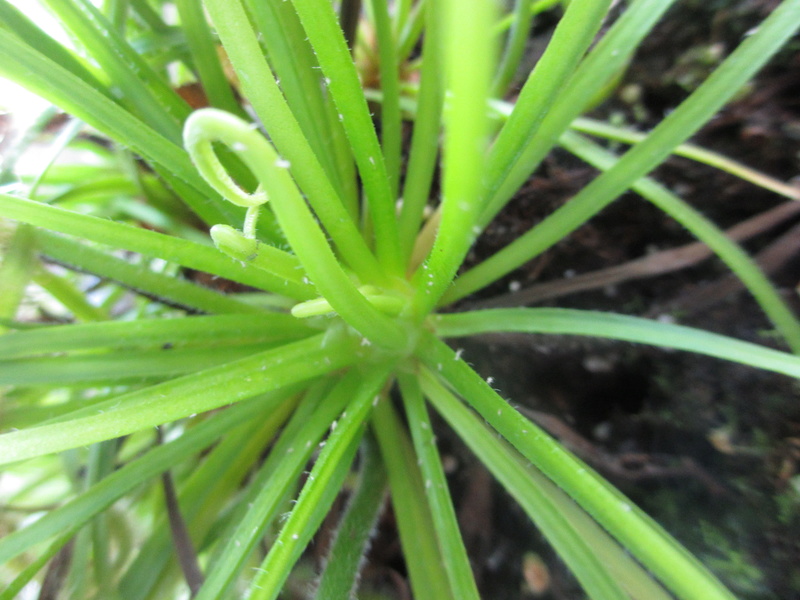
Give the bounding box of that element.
[1,0,799,598]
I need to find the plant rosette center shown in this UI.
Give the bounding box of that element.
[295,282,427,361]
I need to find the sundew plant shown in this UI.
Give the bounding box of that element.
[1,0,800,598]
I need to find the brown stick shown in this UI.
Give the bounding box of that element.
[38,539,74,600]
[470,200,800,309]
[649,220,800,315]
[162,469,205,597]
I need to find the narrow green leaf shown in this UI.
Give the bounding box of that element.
[483,0,612,212]
[288,0,402,274]
[40,0,189,140]
[371,398,458,600]
[410,0,495,317]
[244,0,356,208]
[0,529,78,600]
[0,225,38,331]
[0,194,314,299]
[0,30,239,227]
[0,391,295,565]
[117,395,298,600]
[45,175,140,206]
[0,0,108,96]
[0,332,357,465]
[85,440,119,596]
[369,0,401,198]
[492,0,535,96]
[396,0,426,62]
[0,343,282,386]
[571,117,800,200]
[35,231,264,315]
[314,432,387,600]
[398,2,444,265]
[32,265,109,323]
[399,373,481,600]
[175,0,245,117]
[0,314,310,360]
[129,0,170,33]
[559,130,800,352]
[424,369,669,599]
[434,308,800,378]
[480,0,679,224]
[393,0,412,39]
[105,0,129,33]
[246,363,394,600]
[194,375,354,600]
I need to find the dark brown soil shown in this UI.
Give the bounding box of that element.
[412,2,800,599]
